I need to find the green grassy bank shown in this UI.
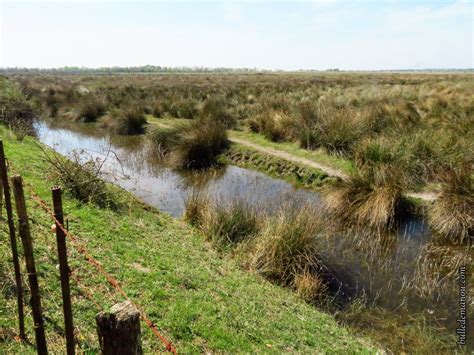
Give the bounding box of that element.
[0,128,374,353]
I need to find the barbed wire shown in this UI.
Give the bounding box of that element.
[8,161,177,354]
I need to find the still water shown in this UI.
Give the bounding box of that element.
[35,121,463,337]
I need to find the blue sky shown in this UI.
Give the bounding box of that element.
[1,0,472,70]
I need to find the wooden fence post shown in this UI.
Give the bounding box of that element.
[11,175,48,355]
[51,186,75,355]
[96,301,143,355]
[0,141,25,339]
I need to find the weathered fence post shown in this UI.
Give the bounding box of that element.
[52,186,75,355]
[11,175,48,355]
[0,142,25,339]
[96,301,143,355]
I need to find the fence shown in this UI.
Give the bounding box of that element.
[1,140,177,354]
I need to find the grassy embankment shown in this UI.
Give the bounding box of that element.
[0,127,374,353]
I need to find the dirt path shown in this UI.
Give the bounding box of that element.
[151,120,437,202]
[230,136,438,202]
[229,137,348,179]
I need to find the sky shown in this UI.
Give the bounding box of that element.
[0,0,472,70]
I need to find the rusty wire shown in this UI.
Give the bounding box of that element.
[8,161,177,354]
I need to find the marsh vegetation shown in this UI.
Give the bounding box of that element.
[2,72,473,352]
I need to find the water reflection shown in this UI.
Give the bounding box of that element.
[34,120,462,333]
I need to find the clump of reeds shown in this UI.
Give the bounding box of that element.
[200,96,237,129]
[250,209,326,295]
[324,167,407,230]
[107,106,147,135]
[75,97,106,123]
[247,110,291,142]
[184,196,258,249]
[290,100,367,155]
[150,118,229,169]
[429,167,473,244]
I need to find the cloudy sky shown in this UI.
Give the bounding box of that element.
[0,0,472,70]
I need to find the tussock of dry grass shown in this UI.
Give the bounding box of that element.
[324,170,406,230]
[429,167,473,243]
[151,118,229,169]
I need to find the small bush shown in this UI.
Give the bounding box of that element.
[44,149,118,209]
[429,167,473,243]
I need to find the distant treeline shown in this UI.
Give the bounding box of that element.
[0,66,472,75]
[0,65,267,74]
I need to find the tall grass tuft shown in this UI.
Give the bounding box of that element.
[429,167,473,243]
[325,168,407,230]
[151,119,229,169]
[75,97,106,123]
[108,106,147,135]
[290,100,367,155]
[184,196,259,249]
[250,209,325,291]
[200,96,237,129]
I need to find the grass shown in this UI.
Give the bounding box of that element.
[229,129,355,173]
[0,127,374,353]
[223,145,334,190]
[429,167,473,243]
[184,196,259,250]
[150,118,229,169]
[104,106,148,135]
[0,77,36,138]
[182,193,469,353]
[324,169,408,230]
[74,97,106,123]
